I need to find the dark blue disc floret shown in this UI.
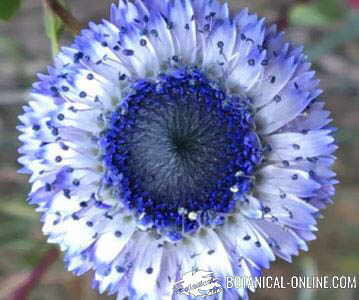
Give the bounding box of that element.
[101,68,262,239]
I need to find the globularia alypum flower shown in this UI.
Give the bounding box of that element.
[18,0,337,299]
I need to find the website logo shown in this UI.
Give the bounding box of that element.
[174,269,223,297]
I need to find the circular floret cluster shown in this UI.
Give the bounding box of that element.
[102,68,262,240]
[18,0,337,299]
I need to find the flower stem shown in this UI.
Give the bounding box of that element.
[42,0,82,36]
[10,248,60,300]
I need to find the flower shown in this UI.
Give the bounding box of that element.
[18,0,337,299]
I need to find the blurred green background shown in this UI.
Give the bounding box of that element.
[0,0,358,299]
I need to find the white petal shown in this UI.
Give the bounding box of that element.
[264,130,336,161]
[257,165,321,198]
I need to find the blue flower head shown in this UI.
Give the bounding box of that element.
[18,0,337,299]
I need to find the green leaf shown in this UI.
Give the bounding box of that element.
[0,0,22,21]
[290,4,331,27]
[43,2,65,56]
[289,0,346,27]
[307,12,359,61]
[0,201,37,220]
[315,0,346,21]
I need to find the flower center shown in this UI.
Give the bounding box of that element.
[102,68,262,240]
